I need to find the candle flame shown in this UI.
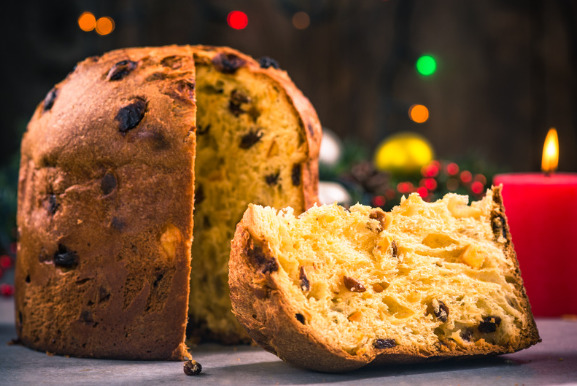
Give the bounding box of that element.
[542,128,559,174]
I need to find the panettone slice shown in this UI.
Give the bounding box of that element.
[229,186,540,372]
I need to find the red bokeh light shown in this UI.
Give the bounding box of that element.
[422,178,437,191]
[227,10,248,30]
[471,181,484,194]
[421,163,439,178]
[0,283,14,297]
[446,162,459,176]
[372,195,385,207]
[474,174,487,185]
[0,255,11,270]
[397,182,414,194]
[384,188,396,200]
[416,187,428,198]
[460,170,473,184]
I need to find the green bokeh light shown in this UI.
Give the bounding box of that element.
[416,55,437,76]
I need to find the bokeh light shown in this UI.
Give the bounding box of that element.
[417,187,428,198]
[227,10,248,30]
[471,181,484,195]
[474,174,487,185]
[446,178,459,191]
[460,170,472,184]
[372,195,385,207]
[292,11,310,29]
[0,255,12,269]
[397,182,414,194]
[446,162,459,176]
[421,178,437,191]
[78,11,96,32]
[421,161,440,177]
[416,55,437,76]
[95,16,115,35]
[409,104,429,123]
[385,189,396,200]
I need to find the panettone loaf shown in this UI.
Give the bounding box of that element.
[15,45,321,359]
[229,187,540,372]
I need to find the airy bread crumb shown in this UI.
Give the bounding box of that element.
[229,186,540,372]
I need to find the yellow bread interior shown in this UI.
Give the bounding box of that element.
[188,57,308,341]
[244,190,535,355]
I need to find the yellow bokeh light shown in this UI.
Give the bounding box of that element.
[409,104,429,123]
[96,16,115,36]
[78,12,96,32]
[292,12,310,30]
[374,132,434,174]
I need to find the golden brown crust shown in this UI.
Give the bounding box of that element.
[16,46,196,360]
[228,187,541,372]
[229,222,366,372]
[16,44,321,357]
[490,185,541,347]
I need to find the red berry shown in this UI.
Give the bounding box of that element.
[0,283,14,297]
[0,255,12,269]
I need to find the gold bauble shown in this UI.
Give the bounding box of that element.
[374,132,434,174]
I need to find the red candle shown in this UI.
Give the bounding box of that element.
[494,129,577,317]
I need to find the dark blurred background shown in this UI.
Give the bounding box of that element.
[2,0,577,169]
[0,0,576,282]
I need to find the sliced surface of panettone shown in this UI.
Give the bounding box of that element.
[187,47,320,344]
[229,186,540,372]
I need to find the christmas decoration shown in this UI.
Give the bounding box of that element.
[318,181,352,205]
[319,129,498,211]
[374,132,434,175]
[319,128,343,167]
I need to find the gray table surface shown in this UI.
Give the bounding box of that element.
[1,298,576,385]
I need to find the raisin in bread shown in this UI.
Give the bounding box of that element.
[15,45,320,359]
[229,186,540,372]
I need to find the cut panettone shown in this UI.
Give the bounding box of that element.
[15,45,320,359]
[229,186,540,372]
[187,49,319,343]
